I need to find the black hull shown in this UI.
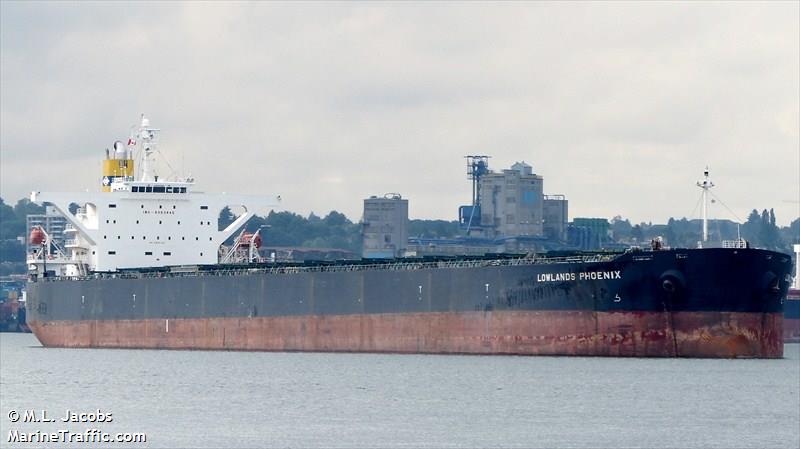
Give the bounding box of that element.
[26,248,793,357]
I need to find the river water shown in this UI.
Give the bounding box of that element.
[1,333,798,448]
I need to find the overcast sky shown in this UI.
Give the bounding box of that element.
[1,2,798,226]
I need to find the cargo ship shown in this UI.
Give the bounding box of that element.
[25,116,794,357]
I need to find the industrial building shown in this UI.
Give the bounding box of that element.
[361,194,409,259]
[543,195,568,241]
[362,158,575,259]
[568,218,611,250]
[459,156,568,241]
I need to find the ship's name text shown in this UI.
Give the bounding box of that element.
[536,270,622,282]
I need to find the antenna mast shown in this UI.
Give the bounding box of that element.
[129,114,160,182]
[696,166,714,243]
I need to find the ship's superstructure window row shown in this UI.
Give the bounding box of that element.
[131,186,187,193]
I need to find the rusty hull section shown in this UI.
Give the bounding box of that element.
[30,310,782,358]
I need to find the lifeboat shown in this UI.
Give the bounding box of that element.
[29,227,46,245]
[240,232,262,248]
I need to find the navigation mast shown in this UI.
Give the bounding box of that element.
[696,166,714,243]
[129,114,160,182]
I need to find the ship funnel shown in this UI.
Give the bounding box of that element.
[113,141,125,158]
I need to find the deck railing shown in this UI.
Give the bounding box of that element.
[34,252,624,283]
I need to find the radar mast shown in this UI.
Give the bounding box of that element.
[696,166,714,244]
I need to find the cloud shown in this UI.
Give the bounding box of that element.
[1,2,798,226]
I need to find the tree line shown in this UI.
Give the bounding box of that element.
[610,209,798,253]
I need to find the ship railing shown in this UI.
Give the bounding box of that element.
[37,253,622,282]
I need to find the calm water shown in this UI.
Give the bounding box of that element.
[0,333,798,449]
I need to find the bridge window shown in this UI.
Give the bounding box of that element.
[154,186,166,193]
[145,251,152,256]
[163,252,171,256]
[109,204,117,208]
[132,186,139,192]
[145,186,152,193]
[108,251,116,255]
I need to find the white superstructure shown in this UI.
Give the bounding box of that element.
[27,115,280,275]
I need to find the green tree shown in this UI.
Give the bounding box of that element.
[665,218,677,247]
[742,209,761,245]
[13,198,44,219]
[631,224,644,242]
[218,206,236,230]
[0,198,18,240]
